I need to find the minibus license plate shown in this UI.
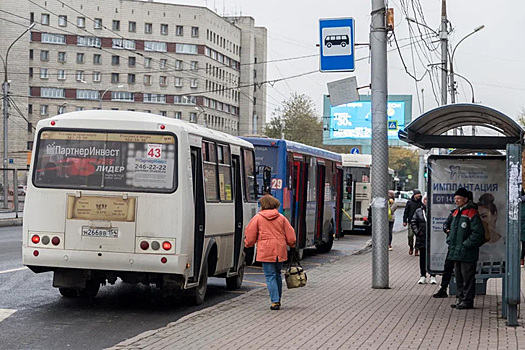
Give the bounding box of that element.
[82,227,118,238]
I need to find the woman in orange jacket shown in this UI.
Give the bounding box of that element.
[244,195,296,310]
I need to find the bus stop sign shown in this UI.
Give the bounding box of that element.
[319,17,355,72]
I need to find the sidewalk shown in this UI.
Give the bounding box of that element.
[109,231,525,350]
[0,210,22,227]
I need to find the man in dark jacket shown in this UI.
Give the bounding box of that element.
[447,188,485,310]
[403,189,423,255]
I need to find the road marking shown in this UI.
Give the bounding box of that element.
[0,309,16,323]
[0,267,28,275]
[243,280,267,286]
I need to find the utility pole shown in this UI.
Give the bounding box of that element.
[370,0,389,289]
[2,80,8,208]
[440,0,448,107]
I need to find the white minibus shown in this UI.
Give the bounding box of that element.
[22,111,258,304]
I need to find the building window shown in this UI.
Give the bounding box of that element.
[191,27,199,37]
[40,50,49,61]
[41,14,50,25]
[159,76,167,87]
[144,41,167,52]
[77,16,85,28]
[40,105,49,116]
[41,88,65,99]
[190,61,198,71]
[77,36,101,48]
[41,33,66,44]
[58,15,67,27]
[29,49,33,60]
[143,94,166,103]
[174,77,182,87]
[174,95,196,104]
[144,75,152,85]
[29,67,33,78]
[111,91,134,101]
[93,54,101,64]
[58,105,66,115]
[76,53,85,64]
[128,57,136,67]
[112,55,120,65]
[158,59,167,70]
[30,12,35,24]
[145,23,152,34]
[128,21,136,32]
[76,90,99,100]
[190,78,198,88]
[161,24,168,35]
[112,38,136,50]
[112,20,120,31]
[175,60,183,70]
[127,74,135,84]
[190,112,197,123]
[40,68,49,79]
[58,51,66,63]
[57,69,66,80]
[175,44,198,54]
[174,111,182,119]
[144,57,151,68]
[111,73,119,83]
[159,111,167,117]
[176,25,183,36]
[76,70,84,81]
[94,18,102,29]
[76,107,84,111]
[93,72,101,82]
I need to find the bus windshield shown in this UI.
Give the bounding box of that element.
[33,130,177,193]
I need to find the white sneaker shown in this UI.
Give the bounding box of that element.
[430,276,437,284]
[418,276,426,284]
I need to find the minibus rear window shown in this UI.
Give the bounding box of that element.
[33,130,177,193]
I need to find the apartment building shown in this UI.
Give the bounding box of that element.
[0,0,267,168]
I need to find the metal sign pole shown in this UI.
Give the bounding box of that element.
[370,0,389,289]
[505,143,521,326]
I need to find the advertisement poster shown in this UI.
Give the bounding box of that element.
[428,156,506,274]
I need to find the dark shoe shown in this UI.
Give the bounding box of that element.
[414,249,419,256]
[270,303,280,310]
[409,247,413,255]
[451,297,462,308]
[456,301,474,310]
[433,289,448,298]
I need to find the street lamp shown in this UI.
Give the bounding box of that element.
[449,25,484,104]
[194,106,207,127]
[80,80,124,109]
[0,22,35,208]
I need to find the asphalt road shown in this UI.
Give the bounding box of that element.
[0,212,404,350]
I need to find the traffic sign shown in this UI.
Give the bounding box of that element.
[319,18,355,72]
[350,147,360,154]
[388,121,398,130]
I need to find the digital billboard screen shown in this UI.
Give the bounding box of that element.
[329,100,406,140]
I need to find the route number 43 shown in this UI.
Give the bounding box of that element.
[147,144,162,159]
[271,178,282,190]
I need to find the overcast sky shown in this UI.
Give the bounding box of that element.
[161,0,525,125]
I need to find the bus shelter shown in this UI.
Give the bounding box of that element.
[399,103,524,326]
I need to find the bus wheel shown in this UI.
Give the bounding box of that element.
[58,288,78,298]
[79,280,100,298]
[226,263,244,290]
[191,261,208,305]
[316,233,334,254]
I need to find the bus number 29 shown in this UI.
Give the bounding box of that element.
[271,178,283,190]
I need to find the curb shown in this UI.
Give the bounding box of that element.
[108,238,372,349]
[0,218,22,227]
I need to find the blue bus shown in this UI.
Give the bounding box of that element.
[241,137,343,258]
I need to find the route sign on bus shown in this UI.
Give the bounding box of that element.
[319,18,355,72]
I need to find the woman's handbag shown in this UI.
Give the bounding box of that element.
[285,250,307,289]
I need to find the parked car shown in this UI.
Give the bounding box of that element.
[8,185,27,196]
[395,191,413,207]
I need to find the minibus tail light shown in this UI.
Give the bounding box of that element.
[31,235,40,244]
[161,257,167,264]
[162,241,172,250]
[51,236,60,246]
[33,250,39,257]
[140,241,149,250]
[50,121,56,126]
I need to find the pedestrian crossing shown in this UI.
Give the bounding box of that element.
[0,309,16,323]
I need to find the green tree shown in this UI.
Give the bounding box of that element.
[389,147,419,190]
[265,93,323,147]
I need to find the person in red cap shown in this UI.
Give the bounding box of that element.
[447,187,485,310]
